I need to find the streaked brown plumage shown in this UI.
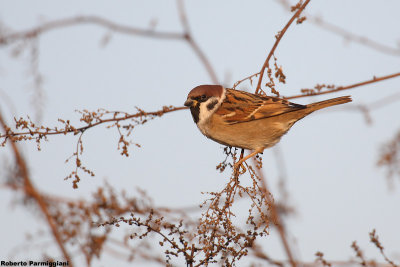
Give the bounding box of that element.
[184,85,352,167]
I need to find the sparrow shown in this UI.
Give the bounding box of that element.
[184,85,352,168]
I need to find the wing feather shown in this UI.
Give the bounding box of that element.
[215,89,306,124]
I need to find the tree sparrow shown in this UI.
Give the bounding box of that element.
[184,85,352,168]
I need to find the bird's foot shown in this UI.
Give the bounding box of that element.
[233,161,247,175]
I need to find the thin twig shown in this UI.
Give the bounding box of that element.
[255,0,311,94]
[0,106,187,139]
[285,72,400,99]
[370,229,399,267]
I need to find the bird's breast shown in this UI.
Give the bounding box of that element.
[198,115,294,150]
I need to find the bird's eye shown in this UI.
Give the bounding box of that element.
[201,95,207,100]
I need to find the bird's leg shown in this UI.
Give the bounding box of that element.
[234,148,264,173]
[236,149,246,174]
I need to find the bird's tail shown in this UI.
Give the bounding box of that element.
[307,96,352,112]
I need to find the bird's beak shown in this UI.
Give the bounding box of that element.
[184,98,195,107]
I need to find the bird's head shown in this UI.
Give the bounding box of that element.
[184,85,225,125]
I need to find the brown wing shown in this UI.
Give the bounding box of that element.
[215,89,306,124]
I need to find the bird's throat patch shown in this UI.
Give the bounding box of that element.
[190,104,200,124]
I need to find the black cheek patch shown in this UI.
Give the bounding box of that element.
[190,104,200,124]
[206,100,218,111]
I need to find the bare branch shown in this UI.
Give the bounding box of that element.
[0,13,218,83]
[255,0,311,95]
[311,16,400,56]
[0,106,187,140]
[276,0,400,56]
[176,0,219,83]
[251,158,297,267]
[285,72,400,99]
[0,110,73,265]
[0,15,183,45]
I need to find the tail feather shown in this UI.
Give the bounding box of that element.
[307,96,352,111]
